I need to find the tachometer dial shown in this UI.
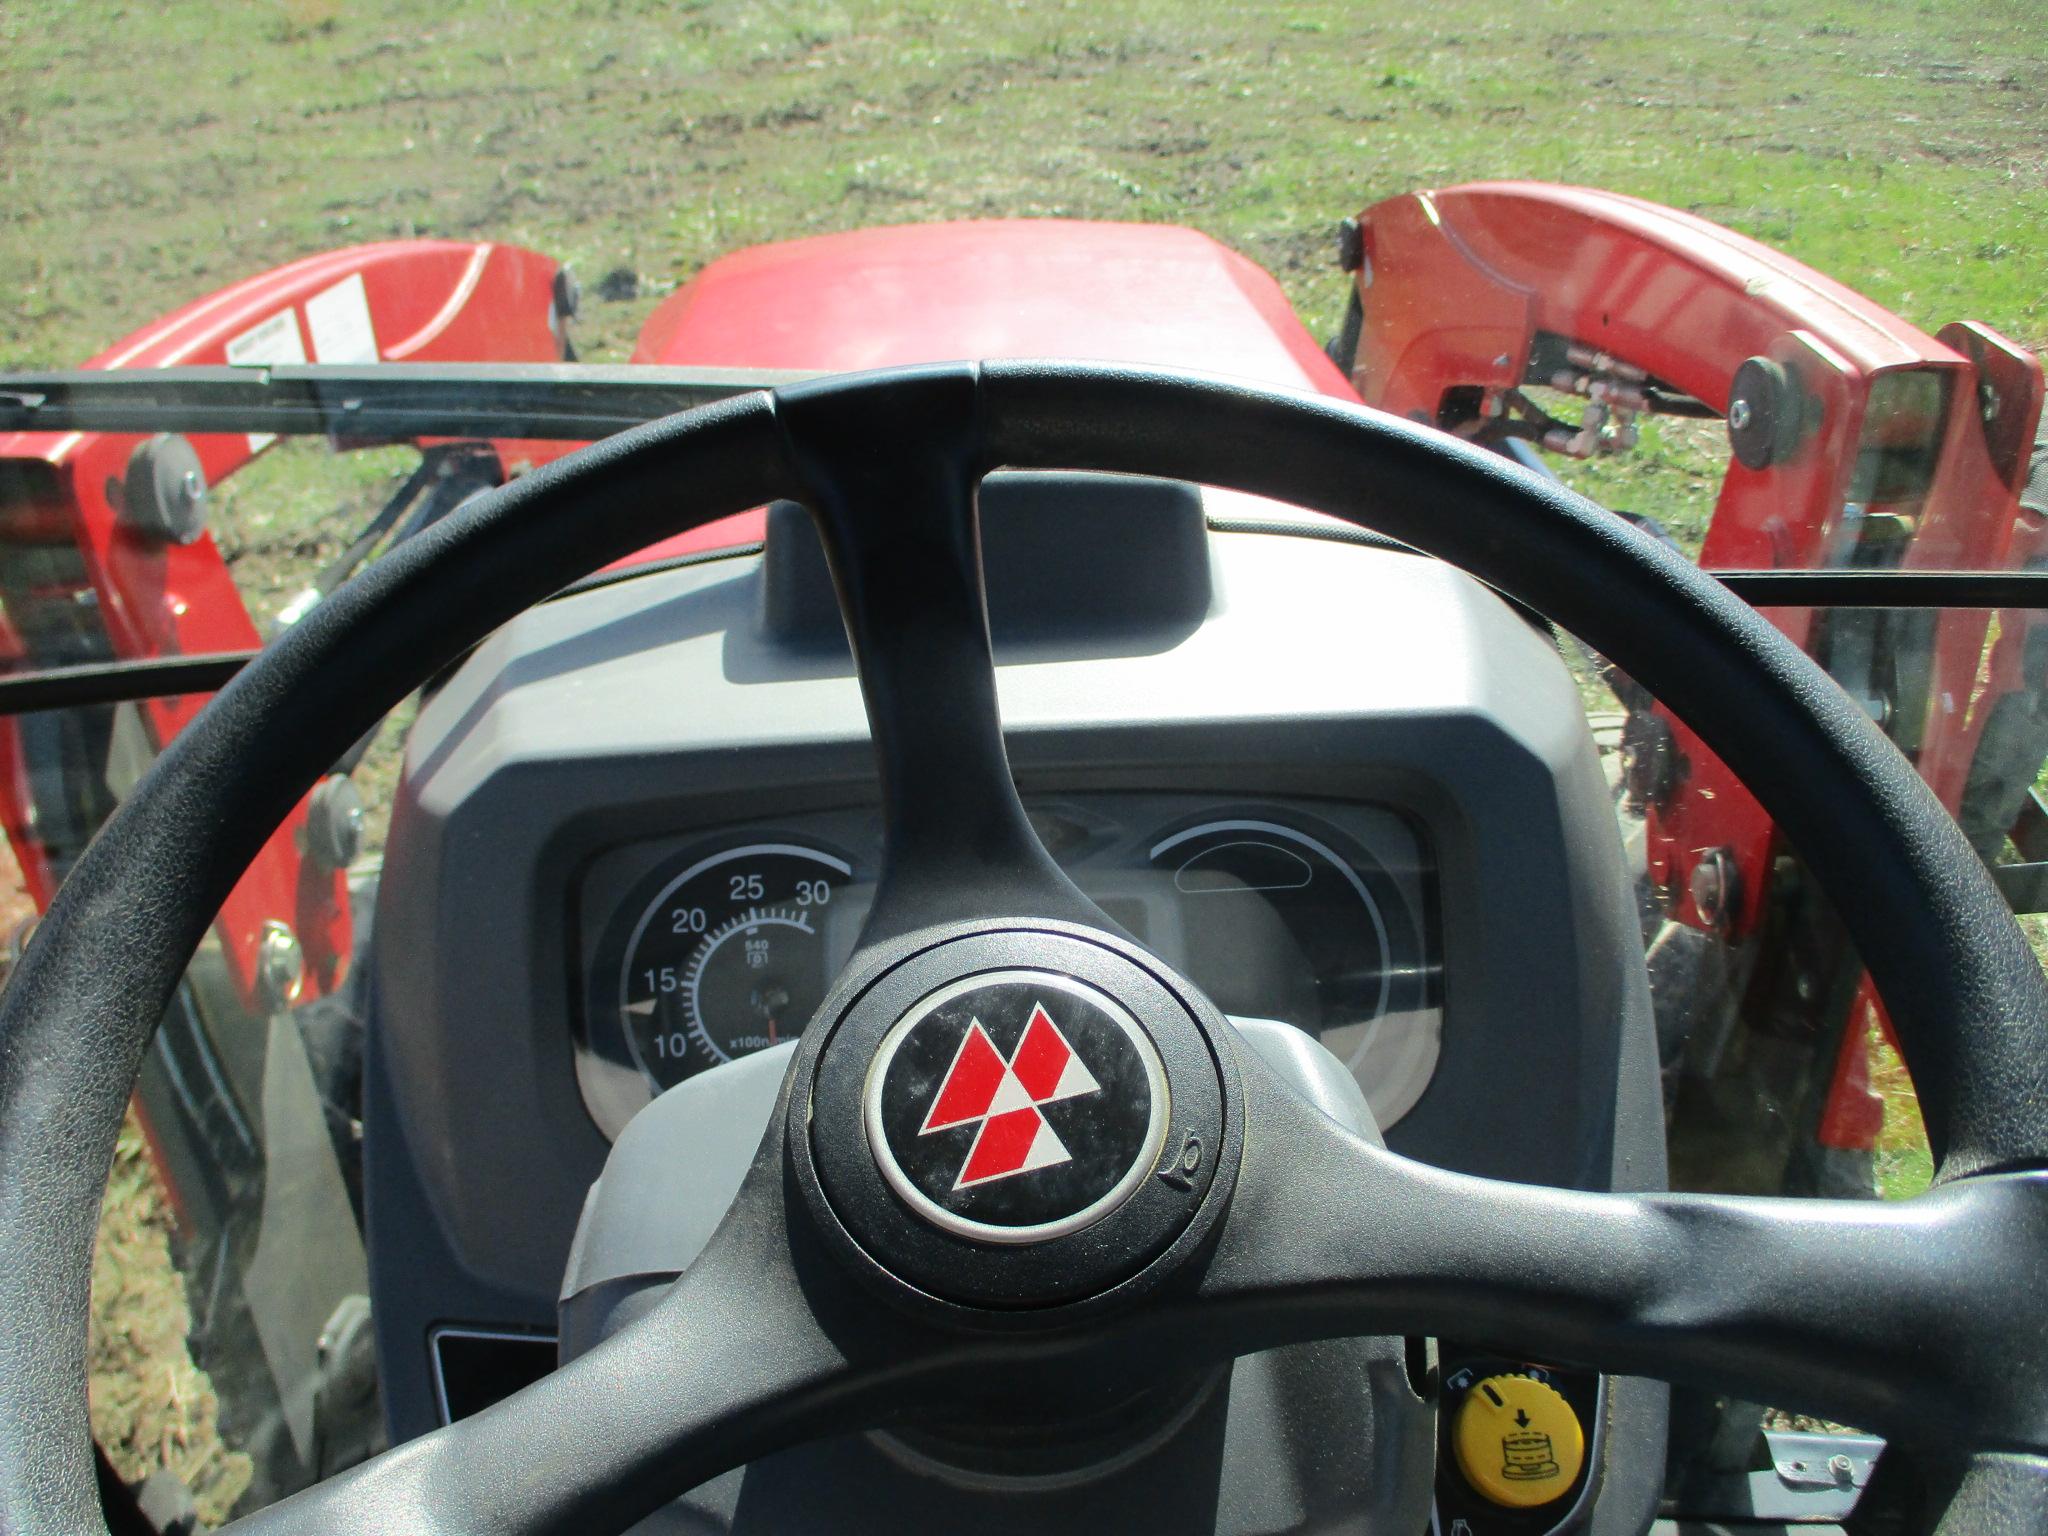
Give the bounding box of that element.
[617,843,849,1090]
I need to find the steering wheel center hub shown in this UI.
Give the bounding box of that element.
[799,926,1235,1310]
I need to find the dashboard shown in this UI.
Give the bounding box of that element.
[365,479,1671,1534]
[572,794,1440,1139]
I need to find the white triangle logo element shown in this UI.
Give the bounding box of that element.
[1049,1045,1100,1102]
[1019,1116,1071,1174]
[987,1067,1034,1116]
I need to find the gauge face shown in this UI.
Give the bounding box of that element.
[614,843,850,1090]
[1148,817,1437,1127]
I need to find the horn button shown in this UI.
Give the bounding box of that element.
[797,927,1234,1310]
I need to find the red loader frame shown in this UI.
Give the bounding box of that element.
[0,240,571,1011]
[0,239,576,1256]
[1342,181,2044,1177]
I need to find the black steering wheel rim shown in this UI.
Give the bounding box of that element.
[1,361,2042,1533]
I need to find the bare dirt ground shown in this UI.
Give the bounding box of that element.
[91,1115,254,1526]
[0,840,250,1522]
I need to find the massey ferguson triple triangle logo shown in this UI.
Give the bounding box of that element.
[864,970,1167,1243]
[919,1002,1101,1188]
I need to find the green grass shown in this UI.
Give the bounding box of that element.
[1871,1031,1935,1199]
[5,0,2045,380]
[7,0,2041,556]
[1544,415,1732,556]
[209,439,421,627]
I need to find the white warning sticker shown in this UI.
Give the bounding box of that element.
[223,308,307,451]
[306,272,380,365]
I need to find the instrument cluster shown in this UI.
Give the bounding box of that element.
[573,794,1440,1140]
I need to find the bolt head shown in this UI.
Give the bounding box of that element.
[257,920,304,1008]
[1728,398,1754,431]
[1689,846,1740,928]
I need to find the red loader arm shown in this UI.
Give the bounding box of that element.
[1342,182,2043,1162]
[0,239,573,1012]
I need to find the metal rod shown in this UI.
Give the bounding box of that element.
[0,544,766,717]
[0,653,254,715]
[1712,569,2048,610]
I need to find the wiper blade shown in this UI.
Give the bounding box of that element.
[14,368,2048,614]
[0,363,822,439]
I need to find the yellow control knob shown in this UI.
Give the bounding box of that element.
[1453,1374,1585,1509]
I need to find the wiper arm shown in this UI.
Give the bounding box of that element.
[0,362,821,440]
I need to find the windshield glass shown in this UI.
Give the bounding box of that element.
[4,3,2042,1527]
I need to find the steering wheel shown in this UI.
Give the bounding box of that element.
[1,364,2043,1535]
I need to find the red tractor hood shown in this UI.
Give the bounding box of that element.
[634,220,1355,397]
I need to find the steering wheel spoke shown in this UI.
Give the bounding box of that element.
[1187,1045,2048,1461]
[776,367,1105,945]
